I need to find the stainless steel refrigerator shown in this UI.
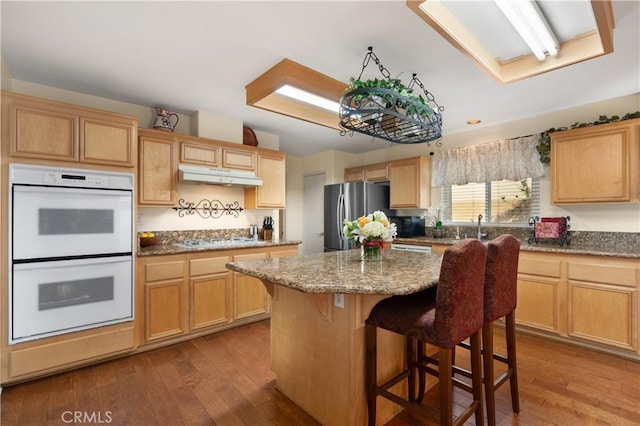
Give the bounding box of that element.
[324,182,394,251]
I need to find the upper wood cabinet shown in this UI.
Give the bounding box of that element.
[388,156,430,209]
[245,150,286,209]
[138,129,177,206]
[222,146,256,171]
[550,119,640,204]
[179,136,219,167]
[2,91,136,167]
[344,162,388,182]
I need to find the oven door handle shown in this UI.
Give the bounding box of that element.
[13,255,132,270]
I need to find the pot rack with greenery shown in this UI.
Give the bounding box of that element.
[338,46,444,146]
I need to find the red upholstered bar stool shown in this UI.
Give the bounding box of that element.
[365,239,487,426]
[482,234,521,425]
[456,234,521,425]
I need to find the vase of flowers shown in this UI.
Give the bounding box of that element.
[343,210,397,261]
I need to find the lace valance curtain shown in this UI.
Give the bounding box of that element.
[431,134,545,186]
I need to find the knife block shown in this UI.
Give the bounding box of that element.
[262,229,273,241]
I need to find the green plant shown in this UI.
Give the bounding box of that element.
[347,77,433,118]
[536,111,640,164]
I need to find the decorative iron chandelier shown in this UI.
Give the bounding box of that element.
[339,47,444,146]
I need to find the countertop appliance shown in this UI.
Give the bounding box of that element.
[8,164,134,344]
[324,182,394,251]
[389,216,426,238]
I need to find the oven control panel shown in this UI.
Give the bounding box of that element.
[44,172,109,187]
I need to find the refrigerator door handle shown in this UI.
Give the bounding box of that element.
[336,193,345,242]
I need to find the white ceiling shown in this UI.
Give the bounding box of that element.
[1,1,638,157]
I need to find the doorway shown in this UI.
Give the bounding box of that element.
[303,173,325,255]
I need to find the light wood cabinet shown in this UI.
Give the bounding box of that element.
[141,255,187,342]
[232,252,270,319]
[222,146,256,171]
[344,162,389,182]
[2,91,136,167]
[550,119,640,204]
[245,150,286,209]
[136,245,299,348]
[138,129,177,206]
[388,156,430,209]
[515,250,639,357]
[188,253,232,331]
[179,136,220,167]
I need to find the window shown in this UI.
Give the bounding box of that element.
[442,178,539,226]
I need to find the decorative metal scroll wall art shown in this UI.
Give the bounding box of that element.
[339,47,444,146]
[172,199,243,219]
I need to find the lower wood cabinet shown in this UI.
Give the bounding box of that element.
[136,245,299,348]
[515,251,639,358]
[232,252,269,319]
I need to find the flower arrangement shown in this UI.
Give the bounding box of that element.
[343,211,397,261]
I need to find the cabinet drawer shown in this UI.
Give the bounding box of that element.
[145,260,185,282]
[233,252,268,262]
[189,256,230,276]
[568,262,637,287]
[518,256,561,277]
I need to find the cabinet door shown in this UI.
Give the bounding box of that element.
[567,261,637,351]
[345,167,365,182]
[245,152,286,209]
[222,147,256,171]
[188,255,231,331]
[143,258,186,342]
[551,120,639,203]
[81,116,135,167]
[232,252,269,319]
[515,254,562,333]
[389,157,430,209]
[179,140,219,167]
[138,133,176,206]
[9,100,78,161]
[365,164,389,181]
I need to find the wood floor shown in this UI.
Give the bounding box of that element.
[1,320,639,426]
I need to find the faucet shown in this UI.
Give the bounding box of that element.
[477,214,486,240]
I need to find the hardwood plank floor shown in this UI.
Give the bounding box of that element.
[1,320,638,425]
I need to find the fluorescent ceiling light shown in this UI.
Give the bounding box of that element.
[495,0,559,61]
[275,84,340,113]
[406,0,615,84]
[246,58,347,130]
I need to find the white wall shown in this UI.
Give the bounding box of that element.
[286,93,640,233]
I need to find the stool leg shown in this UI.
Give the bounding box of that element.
[438,348,453,426]
[365,323,377,426]
[506,311,520,413]
[470,331,484,426]
[417,341,426,403]
[482,321,496,426]
[407,337,417,402]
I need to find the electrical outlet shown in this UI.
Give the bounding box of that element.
[334,294,345,309]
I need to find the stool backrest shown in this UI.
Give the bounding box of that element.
[484,234,521,322]
[433,239,487,348]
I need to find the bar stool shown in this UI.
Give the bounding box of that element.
[456,234,521,426]
[365,239,487,426]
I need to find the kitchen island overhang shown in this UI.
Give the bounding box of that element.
[226,249,444,426]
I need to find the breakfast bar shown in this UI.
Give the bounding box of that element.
[226,249,443,426]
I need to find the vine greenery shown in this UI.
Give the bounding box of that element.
[536,111,640,164]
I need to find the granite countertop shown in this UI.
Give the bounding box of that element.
[137,239,301,257]
[394,237,640,259]
[225,249,443,295]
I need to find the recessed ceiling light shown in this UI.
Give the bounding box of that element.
[467,119,482,125]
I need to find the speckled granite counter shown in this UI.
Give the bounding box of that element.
[137,240,301,257]
[395,237,640,259]
[226,249,442,295]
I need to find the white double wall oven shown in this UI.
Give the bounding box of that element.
[8,163,134,344]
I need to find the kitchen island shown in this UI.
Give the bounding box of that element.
[226,249,443,426]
